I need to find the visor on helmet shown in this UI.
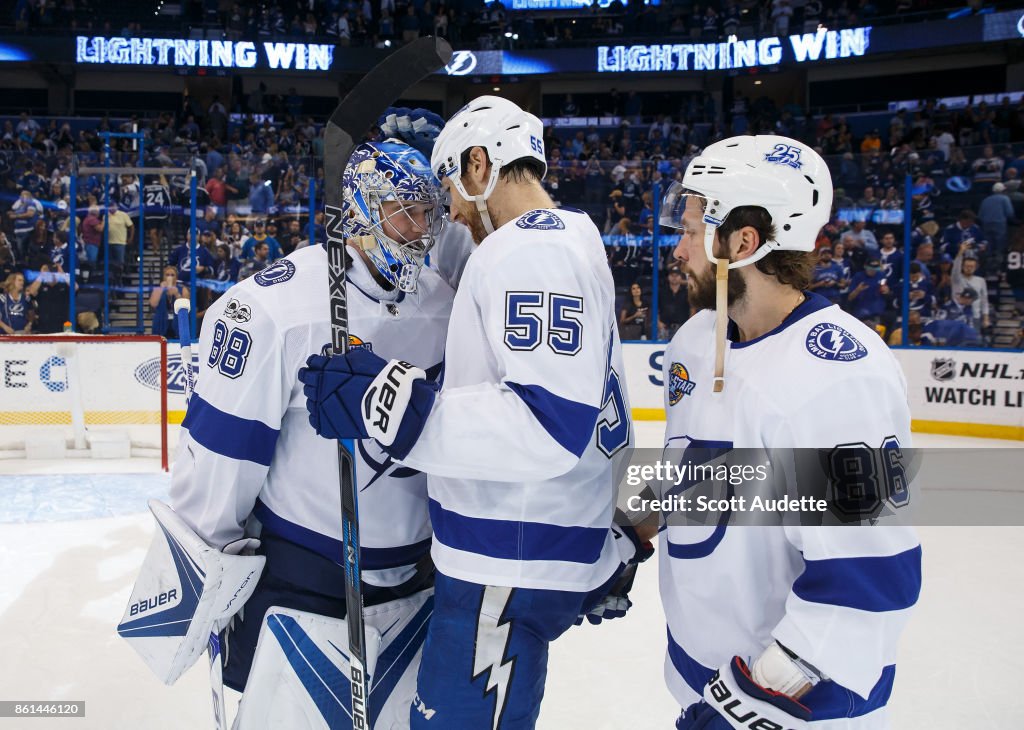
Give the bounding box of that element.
[659,181,710,231]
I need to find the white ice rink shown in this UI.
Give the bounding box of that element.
[0,423,1021,729]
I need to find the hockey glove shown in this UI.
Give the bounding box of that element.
[675,657,811,730]
[377,106,445,157]
[576,522,654,625]
[300,348,437,460]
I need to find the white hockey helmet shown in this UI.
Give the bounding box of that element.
[430,95,547,234]
[660,135,833,269]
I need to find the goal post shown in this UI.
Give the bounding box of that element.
[0,335,169,469]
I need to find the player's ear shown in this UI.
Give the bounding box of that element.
[465,146,490,188]
[730,225,762,263]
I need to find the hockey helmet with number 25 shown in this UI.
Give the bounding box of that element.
[430,95,547,234]
[660,135,833,269]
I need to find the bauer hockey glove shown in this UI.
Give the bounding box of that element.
[300,348,438,460]
[576,522,654,625]
[676,656,811,730]
[377,107,445,157]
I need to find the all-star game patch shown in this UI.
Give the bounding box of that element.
[668,362,696,405]
[319,335,373,356]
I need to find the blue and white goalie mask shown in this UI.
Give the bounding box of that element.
[342,141,445,292]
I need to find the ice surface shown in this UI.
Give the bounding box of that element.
[0,424,1020,728]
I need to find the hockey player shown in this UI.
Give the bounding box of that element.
[300,96,642,728]
[119,139,474,728]
[658,135,921,728]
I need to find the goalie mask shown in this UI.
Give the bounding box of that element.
[341,141,444,292]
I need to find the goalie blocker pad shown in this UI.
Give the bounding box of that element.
[234,589,433,730]
[117,499,266,685]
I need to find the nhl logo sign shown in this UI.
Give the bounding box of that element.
[930,358,957,382]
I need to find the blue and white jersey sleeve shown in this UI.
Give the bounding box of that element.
[169,294,286,549]
[766,376,922,700]
[402,240,608,482]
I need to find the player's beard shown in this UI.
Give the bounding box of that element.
[686,261,747,312]
[458,204,490,245]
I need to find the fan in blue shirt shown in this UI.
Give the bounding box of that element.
[847,256,889,321]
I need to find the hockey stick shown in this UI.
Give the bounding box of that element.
[174,297,227,730]
[174,299,197,404]
[323,36,452,728]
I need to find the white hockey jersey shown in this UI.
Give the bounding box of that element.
[170,228,471,587]
[660,292,921,727]
[400,208,633,593]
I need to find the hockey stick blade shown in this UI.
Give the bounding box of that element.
[322,36,452,730]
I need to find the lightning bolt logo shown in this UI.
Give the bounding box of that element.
[805,323,867,362]
[826,332,847,357]
[471,586,516,730]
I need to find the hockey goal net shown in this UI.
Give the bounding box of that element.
[0,335,169,469]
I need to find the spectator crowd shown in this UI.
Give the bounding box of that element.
[6,0,1000,53]
[2,93,1023,349]
[534,93,1024,346]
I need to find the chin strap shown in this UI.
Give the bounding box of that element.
[713,256,728,393]
[449,161,502,235]
[475,196,495,235]
[703,221,729,394]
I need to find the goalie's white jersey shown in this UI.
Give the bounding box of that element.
[401,208,633,593]
[170,234,466,588]
[660,293,921,726]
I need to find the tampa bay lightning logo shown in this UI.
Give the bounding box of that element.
[805,323,868,362]
[357,440,419,489]
[254,259,296,287]
[764,143,803,170]
[445,50,478,76]
[516,210,565,231]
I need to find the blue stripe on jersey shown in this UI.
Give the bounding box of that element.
[793,546,922,612]
[667,628,897,719]
[505,381,600,458]
[665,524,727,560]
[801,664,896,720]
[182,394,279,466]
[254,500,431,570]
[425,360,444,382]
[429,499,607,564]
[667,628,715,696]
